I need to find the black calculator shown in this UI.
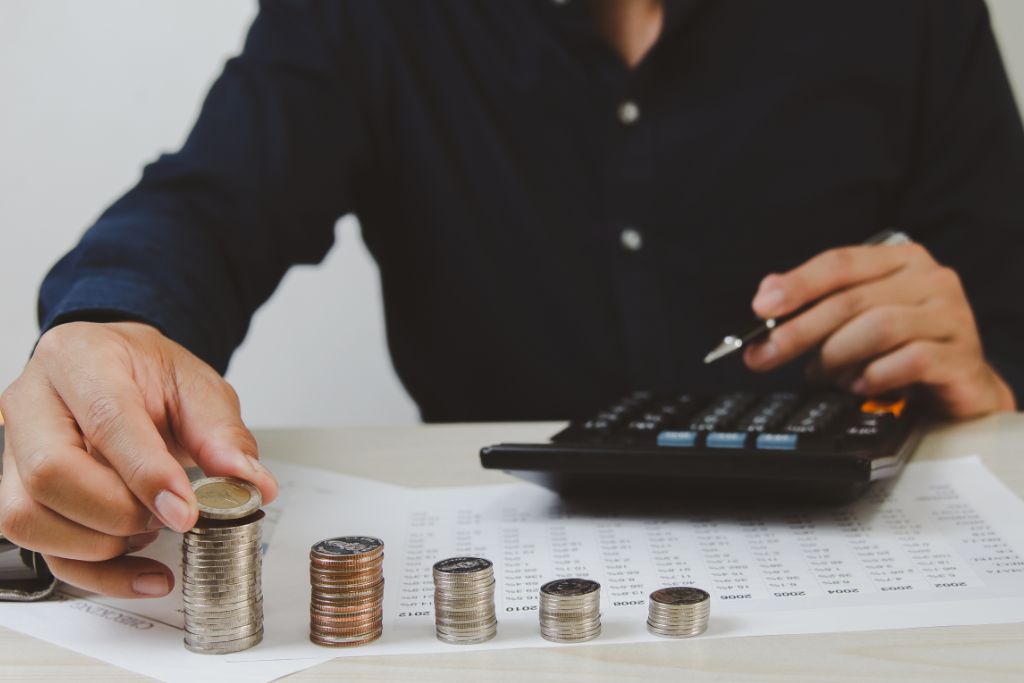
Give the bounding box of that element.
[480,390,925,502]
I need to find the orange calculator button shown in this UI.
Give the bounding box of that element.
[860,397,906,417]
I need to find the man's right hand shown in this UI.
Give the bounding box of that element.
[0,321,278,598]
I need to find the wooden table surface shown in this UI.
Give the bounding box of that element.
[2,415,1023,682]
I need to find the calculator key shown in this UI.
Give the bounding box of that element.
[706,432,749,449]
[734,392,799,432]
[688,392,754,431]
[784,395,847,434]
[657,430,698,447]
[756,433,799,450]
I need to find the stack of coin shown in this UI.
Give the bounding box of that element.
[646,587,710,637]
[538,578,601,643]
[182,477,264,654]
[309,536,384,647]
[432,557,497,644]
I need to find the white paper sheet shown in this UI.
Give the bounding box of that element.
[1,456,1023,683]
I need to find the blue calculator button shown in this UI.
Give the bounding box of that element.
[706,432,748,449]
[756,433,799,450]
[656,431,698,447]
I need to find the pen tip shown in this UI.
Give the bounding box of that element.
[703,337,743,365]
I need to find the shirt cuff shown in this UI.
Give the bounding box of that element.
[38,273,211,369]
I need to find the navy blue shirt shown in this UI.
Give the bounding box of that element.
[39,0,1024,421]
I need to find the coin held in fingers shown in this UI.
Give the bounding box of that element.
[192,477,262,520]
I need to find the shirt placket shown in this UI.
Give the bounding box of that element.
[604,70,678,390]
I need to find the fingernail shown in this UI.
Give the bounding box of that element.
[132,572,170,596]
[851,378,867,394]
[248,456,277,483]
[127,531,160,552]
[753,287,785,315]
[154,490,193,532]
[243,454,264,476]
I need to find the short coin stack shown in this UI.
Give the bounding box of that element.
[538,578,601,643]
[309,536,384,647]
[182,477,264,654]
[432,557,497,644]
[646,587,710,637]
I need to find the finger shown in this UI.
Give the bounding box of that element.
[752,242,932,319]
[0,447,159,561]
[44,554,174,598]
[169,362,278,504]
[35,335,198,533]
[816,303,951,377]
[745,266,934,371]
[1,372,157,536]
[852,340,952,396]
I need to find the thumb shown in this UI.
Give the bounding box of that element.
[171,369,278,505]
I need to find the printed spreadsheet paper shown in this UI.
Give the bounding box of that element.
[1,456,1023,683]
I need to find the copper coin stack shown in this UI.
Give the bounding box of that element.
[432,557,497,644]
[539,578,602,643]
[182,477,264,655]
[646,586,710,637]
[309,536,385,647]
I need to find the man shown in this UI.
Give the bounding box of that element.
[1,0,1021,600]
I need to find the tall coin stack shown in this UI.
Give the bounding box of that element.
[182,477,264,654]
[646,587,710,637]
[538,578,601,643]
[432,557,497,644]
[309,536,384,647]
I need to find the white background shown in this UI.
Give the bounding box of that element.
[2,0,1023,429]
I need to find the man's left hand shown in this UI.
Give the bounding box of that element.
[743,242,1016,418]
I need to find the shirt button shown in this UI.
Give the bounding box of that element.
[617,100,640,125]
[620,227,643,252]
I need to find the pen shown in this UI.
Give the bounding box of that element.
[702,229,912,365]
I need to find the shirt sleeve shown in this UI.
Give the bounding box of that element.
[893,0,1024,401]
[38,0,365,373]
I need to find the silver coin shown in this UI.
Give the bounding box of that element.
[185,523,263,537]
[183,536,263,549]
[183,574,262,587]
[540,578,600,597]
[647,623,707,638]
[187,515,265,535]
[186,610,262,627]
[182,596,262,611]
[182,582,262,596]
[183,586,262,602]
[432,557,493,574]
[183,564,262,580]
[183,556,262,571]
[311,536,383,557]
[185,619,263,638]
[310,629,383,644]
[184,629,263,654]
[185,621,263,642]
[650,587,710,606]
[183,538,263,551]
[436,631,496,645]
[540,629,601,643]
